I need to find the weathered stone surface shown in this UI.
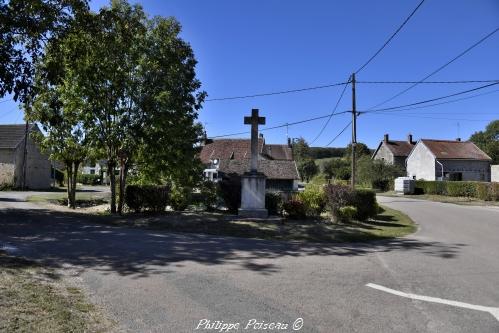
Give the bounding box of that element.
[239,173,267,218]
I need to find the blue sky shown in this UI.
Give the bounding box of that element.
[1,0,498,148]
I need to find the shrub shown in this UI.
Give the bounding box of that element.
[125,185,169,213]
[217,173,241,214]
[265,192,283,216]
[414,180,498,201]
[446,182,476,197]
[337,206,357,223]
[324,184,353,220]
[170,186,192,211]
[281,199,307,219]
[77,173,100,185]
[199,181,218,211]
[415,180,447,195]
[350,189,377,221]
[297,185,326,217]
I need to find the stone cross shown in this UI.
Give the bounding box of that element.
[244,108,265,173]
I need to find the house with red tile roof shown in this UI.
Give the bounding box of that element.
[406,139,492,181]
[199,137,299,192]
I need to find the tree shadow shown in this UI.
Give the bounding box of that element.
[0,208,466,277]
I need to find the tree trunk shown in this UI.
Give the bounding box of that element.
[108,160,117,214]
[117,158,129,215]
[66,164,72,208]
[71,161,79,209]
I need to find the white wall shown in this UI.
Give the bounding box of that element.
[406,143,436,180]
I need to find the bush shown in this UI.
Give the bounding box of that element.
[415,180,498,201]
[297,185,326,217]
[281,199,307,219]
[265,192,283,216]
[324,184,353,220]
[77,173,100,185]
[199,181,218,211]
[350,189,377,221]
[337,206,357,223]
[217,173,241,214]
[170,186,192,211]
[125,185,169,213]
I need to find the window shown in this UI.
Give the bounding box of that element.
[90,169,95,175]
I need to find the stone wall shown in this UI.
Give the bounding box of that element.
[14,137,51,189]
[373,143,394,164]
[0,149,15,186]
[406,143,436,180]
[438,159,491,182]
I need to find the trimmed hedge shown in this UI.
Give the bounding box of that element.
[77,173,100,185]
[125,185,169,213]
[281,199,307,219]
[265,192,283,216]
[324,184,378,221]
[351,189,378,221]
[415,181,499,201]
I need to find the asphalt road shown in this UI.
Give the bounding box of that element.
[1,192,499,333]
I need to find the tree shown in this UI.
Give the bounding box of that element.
[292,137,310,162]
[357,156,404,190]
[470,120,499,164]
[322,158,351,181]
[0,0,88,102]
[298,159,318,182]
[344,142,371,160]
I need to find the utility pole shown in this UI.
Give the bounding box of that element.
[351,73,357,189]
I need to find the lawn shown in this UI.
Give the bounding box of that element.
[27,192,109,208]
[106,205,416,243]
[0,251,113,332]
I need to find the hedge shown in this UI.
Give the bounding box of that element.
[414,181,499,201]
[324,184,378,221]
[77,173,100,185]
[125,185,169,213]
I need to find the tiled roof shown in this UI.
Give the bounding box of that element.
[421,139,492,160]
[218,159,299,180]
[383,140,415,157]
[0,124,37,149]
[199,138,264,164]
[263,144,293,160]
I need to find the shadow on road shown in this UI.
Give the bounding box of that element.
[0,208,466,277]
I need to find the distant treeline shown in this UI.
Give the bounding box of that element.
[309,147,346,159]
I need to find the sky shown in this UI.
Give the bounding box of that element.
[1,0,498,149]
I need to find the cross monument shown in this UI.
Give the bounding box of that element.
[238,108,268,218]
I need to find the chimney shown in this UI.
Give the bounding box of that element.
[456,138,461,142]
[407,133,413,144]
[384,134,389,143]
[259,133,264,139]
[287,137,292,147]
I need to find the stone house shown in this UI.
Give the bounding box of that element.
[406,139,492,181]
[199,137,300,191]
[0,124,52,189]
[372,133,416,170]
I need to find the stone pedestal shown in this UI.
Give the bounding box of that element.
[238,172,268,218]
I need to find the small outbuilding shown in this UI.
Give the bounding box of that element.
[406,139,492,181]
[0,124,52,189]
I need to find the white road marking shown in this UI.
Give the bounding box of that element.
[366,283,499,322]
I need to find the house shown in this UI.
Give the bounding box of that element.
[406,139,492,181]
[0,124,52,189]
[372,133,416,170]
[199,137,300,191]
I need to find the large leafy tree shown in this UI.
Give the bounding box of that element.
[470,120,499,164]
[0,0,88,102]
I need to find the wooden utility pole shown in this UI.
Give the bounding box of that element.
[351,73,357,189]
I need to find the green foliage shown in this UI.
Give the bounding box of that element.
[321,158,351,180]
[170,185,192,211]
[292,137,311,161]
[344,142,372,160]
[309,147,346,159]
[265,192,283,216]
[282,199,307,220]
[298,158,319,182]
[469,120,499,164]
[77,173,100,185]
[357,156,404,190]
[415,180,499,201]
[199,181,217,211]
[324,184,353,221]
[124,185,169,213]
[337,206,357,223]
[350,189,377,221]
[297,185,326,217]
[217,174,241,214]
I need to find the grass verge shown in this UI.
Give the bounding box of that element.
[0,251,113,332]
[381,192,499,207]
[104,204,416,243]
[27,192,109,208]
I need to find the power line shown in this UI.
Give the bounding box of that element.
[326,121,352,147]
[368,26,499,109]
[361,82,499,114]
[369,112,495,122]
[205,81,348,102]
[208,110,350,139]
[357,79,499,84]
[355,0,426,74]
[310,77,350,144]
